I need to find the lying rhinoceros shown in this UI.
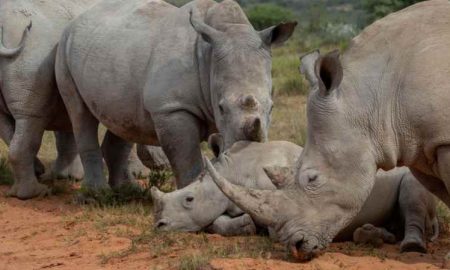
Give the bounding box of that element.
[55,0,296,191]
[153,137,438,252]
[0,0,151,199]
[203,0,450,258]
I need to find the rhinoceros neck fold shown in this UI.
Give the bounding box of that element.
[195,36,215,126]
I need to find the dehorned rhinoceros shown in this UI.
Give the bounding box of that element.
[202,0,450,259]
[55,0,296,190]
[153,137,438,252]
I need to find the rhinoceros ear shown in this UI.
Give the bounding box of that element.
[315,50,343,94]
[263,166,295,189]
[208,133,224,158]
[259,22,297,47]
[189,8,224,45]
[300,50,320,86]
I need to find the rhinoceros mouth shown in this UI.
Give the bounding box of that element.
[275,223,330,261]
[288,234,328,261]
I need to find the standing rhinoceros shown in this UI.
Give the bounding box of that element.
[202,0,450,259]
[0,0,155,199]
[0,0,102,199]
[55,0,296,190]
[153,137,438,252]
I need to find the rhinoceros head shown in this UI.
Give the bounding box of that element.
[203,154,368,260]
[203,51,379,259]
[218,50,379,258]
[151,135,229,232]
[151,174,229,232]
[189,1,297,148]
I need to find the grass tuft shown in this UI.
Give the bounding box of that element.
[0,157,13,186]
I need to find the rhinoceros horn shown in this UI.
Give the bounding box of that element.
[204,156,286,226]
[0,21,32,57]
[150,186,165,202]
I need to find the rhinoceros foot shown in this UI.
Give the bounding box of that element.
[400,236,427,253]
[52,156,84,180]
[353,224,395,248]
[6,180,50,200]
[127,149,151,179]
[240,214,257,235]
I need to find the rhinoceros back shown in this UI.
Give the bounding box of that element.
[0,0,99,121]
[61,0,209,143]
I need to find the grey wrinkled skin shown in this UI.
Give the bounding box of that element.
[204,0,450,259]
[0,0,101,199]
[154,138,437,253]
[55,0,296,190]
[152,139,301,234]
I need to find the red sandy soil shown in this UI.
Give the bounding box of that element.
[1,185,449,270]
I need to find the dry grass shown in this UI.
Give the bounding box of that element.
[270,95,307,146]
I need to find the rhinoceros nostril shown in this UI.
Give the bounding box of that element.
[156,220,168,229]
[308,174,318,183]
[295,239,304,250]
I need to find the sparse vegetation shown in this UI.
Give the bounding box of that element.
[0,158,13,186]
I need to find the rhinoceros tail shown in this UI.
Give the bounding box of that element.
[429,216,439,242]
[0,21,32,58]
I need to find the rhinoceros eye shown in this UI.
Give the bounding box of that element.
[182,194,195,209]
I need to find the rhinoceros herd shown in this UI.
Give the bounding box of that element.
[1,0,449,261]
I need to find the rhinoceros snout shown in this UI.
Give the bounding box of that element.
[244,117,264,142]
[288,233,321,261]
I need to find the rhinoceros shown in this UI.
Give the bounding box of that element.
[0,0,153,199]
[203,0,450,259]
[55,0,296,190]
[153,137,438,252]
[0,0,101,199]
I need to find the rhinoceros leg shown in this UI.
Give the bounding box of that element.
[206,214,256,236]
[136,144,170,172]
[56,50,107,192]
[127,146,151,179]
[0,112,45,177]
[6,118,50,199]
[398,173,430,253]
[67,108,105,191]
[154,113,202,188]
[52,131,83,180]
[101,130,135,188]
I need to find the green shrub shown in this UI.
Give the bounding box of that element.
[245,3,295,30]
[362,0,424,24]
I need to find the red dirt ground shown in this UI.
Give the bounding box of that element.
[1,185,449,270]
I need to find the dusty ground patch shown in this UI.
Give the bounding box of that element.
[0,184,449,270]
